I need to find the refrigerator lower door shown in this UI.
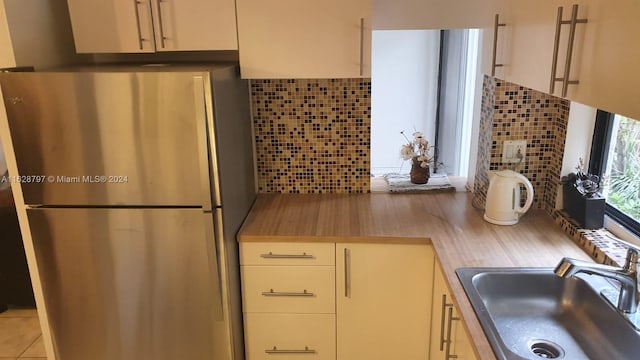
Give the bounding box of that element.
[28,208,229,360]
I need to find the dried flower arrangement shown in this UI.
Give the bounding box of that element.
[399,131,433,168]
[399,130,434,184]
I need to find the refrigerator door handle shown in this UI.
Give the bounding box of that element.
[204,211,224,321]
[193,76,215,212]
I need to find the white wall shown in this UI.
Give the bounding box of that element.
[466,29,484,190]
[371,30,440,175]
[555,101,597,208]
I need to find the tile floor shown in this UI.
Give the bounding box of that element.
[0,307,46,360]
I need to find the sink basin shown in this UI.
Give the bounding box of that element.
[456,268,640,360]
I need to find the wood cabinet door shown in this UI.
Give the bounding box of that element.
[429,260,450,360]
[430,260,478,360]
[150,0,238,52]
[565,0,640,120]
[66,0,155,53]
[452,319,479,360]
[336,243,433,360]
[236,0,371,78]
[488,0,640,119]
[491,1,561,93]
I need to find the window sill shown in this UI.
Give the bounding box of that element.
[554,210,630,267]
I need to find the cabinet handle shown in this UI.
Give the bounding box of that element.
[561,4,587,97]
[261,289,315,297]
[491,14,506,76]
[260,252,314,259]
[344,247,351,298]
[156,0,168,48]
[445,306,461,359]
[133,0,145,50]
[549,4,588,96]
[265,346,316,354]
[440,294,454,351]
[359,18,365,76]
[549,6,563,94]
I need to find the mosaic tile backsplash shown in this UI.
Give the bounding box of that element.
[473,76,570,213]
[554,210,630,267]
[251,79,371,193]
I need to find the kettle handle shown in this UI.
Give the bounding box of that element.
[513,172,534,215]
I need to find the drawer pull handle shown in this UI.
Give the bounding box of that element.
[262,289,315,297]
[265,346,316,354]
[260,252,314,259]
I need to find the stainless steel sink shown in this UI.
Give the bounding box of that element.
[456,268,640,360]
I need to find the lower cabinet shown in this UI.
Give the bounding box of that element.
[430,260,478,360]
[240,242,336,360]
[335,243,434,360]
[240,241,474,360]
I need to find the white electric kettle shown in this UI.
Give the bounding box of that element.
[484,170,534,225]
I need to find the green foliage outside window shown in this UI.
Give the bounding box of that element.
[608,116,640,221]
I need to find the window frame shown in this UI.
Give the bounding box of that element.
[588,110,640,237]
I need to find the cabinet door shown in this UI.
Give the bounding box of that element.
[430,260,477,360]
[66,0,155,53]
[429,261,451,360]
[452,320,478,360]
[492,1,561,93]
[236,0,371,78]
[491,0,640,120]
[566,0,640,120]
[150,0,238,51]
[336,243,433,360]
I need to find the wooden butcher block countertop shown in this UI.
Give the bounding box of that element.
[238,192,592,360]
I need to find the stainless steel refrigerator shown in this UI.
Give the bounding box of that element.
[0,64,255,360]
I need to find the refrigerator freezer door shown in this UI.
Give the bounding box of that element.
[0,72,211,206]
[28,208,229,360]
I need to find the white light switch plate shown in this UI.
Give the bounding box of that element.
[502,140,527,163]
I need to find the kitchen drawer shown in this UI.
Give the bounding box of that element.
[242,266,335,313]
[244,313,336,360]
[240,242,335,266]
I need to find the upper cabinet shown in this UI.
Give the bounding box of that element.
[373,0,507,30]
[490,0,640,120]
[1,1,79,69]
[66,0,238,53]
[236,0,371,78]
[489,1,560,93]
[565,0,640,120]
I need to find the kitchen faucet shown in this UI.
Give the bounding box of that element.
[554,248,640,314]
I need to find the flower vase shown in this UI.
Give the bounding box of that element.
[410,159,430,184]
